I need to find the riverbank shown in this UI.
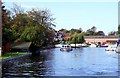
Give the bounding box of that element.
[1,44,55,61]
[0,52,29,60]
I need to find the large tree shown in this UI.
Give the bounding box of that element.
[2,3,13,46]
[10,6,56,46]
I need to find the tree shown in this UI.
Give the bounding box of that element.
[96,31,105,36]
[11,4,24,14]
[2,4,11,28]
[0,2,2,56]
[26,9,55,46]
[108,31,117,36]
[68,32,85,44]
[91,26,96,33]
[2,3,13,46]
[8,4,55,46]
[70,28,82,34]
[59,29,69,33]
[86,26,97,35]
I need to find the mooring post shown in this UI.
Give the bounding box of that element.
[0,0,2,56]
[75,38,76,48]
[0,1,2,78]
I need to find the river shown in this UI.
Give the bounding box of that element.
[2,47,120,77]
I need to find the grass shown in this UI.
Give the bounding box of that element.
[0,52,28,60]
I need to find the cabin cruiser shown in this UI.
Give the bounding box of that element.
[60,44,73,51]
[105,44,117,51]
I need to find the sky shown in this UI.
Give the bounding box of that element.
[3,0,119,35]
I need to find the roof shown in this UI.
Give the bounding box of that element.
[11,42,32,49]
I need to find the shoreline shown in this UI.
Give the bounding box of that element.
[1,44,55,62]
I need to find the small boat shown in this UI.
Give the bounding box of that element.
[105,44,117,51]
[60,45,73,52]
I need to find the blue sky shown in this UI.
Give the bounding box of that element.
[3,1,118,35]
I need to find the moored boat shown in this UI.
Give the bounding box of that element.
[105,44,117,51]
[116,44,120,53]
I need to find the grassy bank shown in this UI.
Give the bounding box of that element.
[0,52,28,60]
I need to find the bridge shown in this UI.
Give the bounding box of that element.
[84,36,118,44]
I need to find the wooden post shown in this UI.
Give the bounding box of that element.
[0,1,2,78]
[75,37,76,48]
[0,0,2,56]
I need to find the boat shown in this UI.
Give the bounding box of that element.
[60,44,73,52]
[89,44,97,47]
[70,44,82,48]
[105,44,117,51]
[101,43,109,47]
[116,44,120,53]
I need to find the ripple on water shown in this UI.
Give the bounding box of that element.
[4,73,19,76]
[16,63,33,67]
[2,48,118,76]
[93,70,116,76]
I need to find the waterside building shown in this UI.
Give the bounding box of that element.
[84,36,118,44]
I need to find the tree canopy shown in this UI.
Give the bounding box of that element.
[2,3,56,48]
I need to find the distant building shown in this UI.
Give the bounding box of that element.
[84,36,118,44]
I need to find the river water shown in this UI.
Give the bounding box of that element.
[2,47,120,77]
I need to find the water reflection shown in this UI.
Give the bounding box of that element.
[2,47,119,77]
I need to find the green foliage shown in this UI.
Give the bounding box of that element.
[0,52,28,60]
[2,3,14,46]
[59,29,70,33]
[2,28,14,46]
[2,4,11,27]
[108,31,117,36]
[68,32,85,44]
[20,26,37,41]
[86,26,97,35]
[2,4,55,47]
[20,26,46,46]
[70,28,82,34]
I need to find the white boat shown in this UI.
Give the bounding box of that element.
[60,45,73,51]
[70,44,82,48]
[89,44,97,47]
[55,44,62,48]
[116,44,120,53]
[105,44,117,51]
